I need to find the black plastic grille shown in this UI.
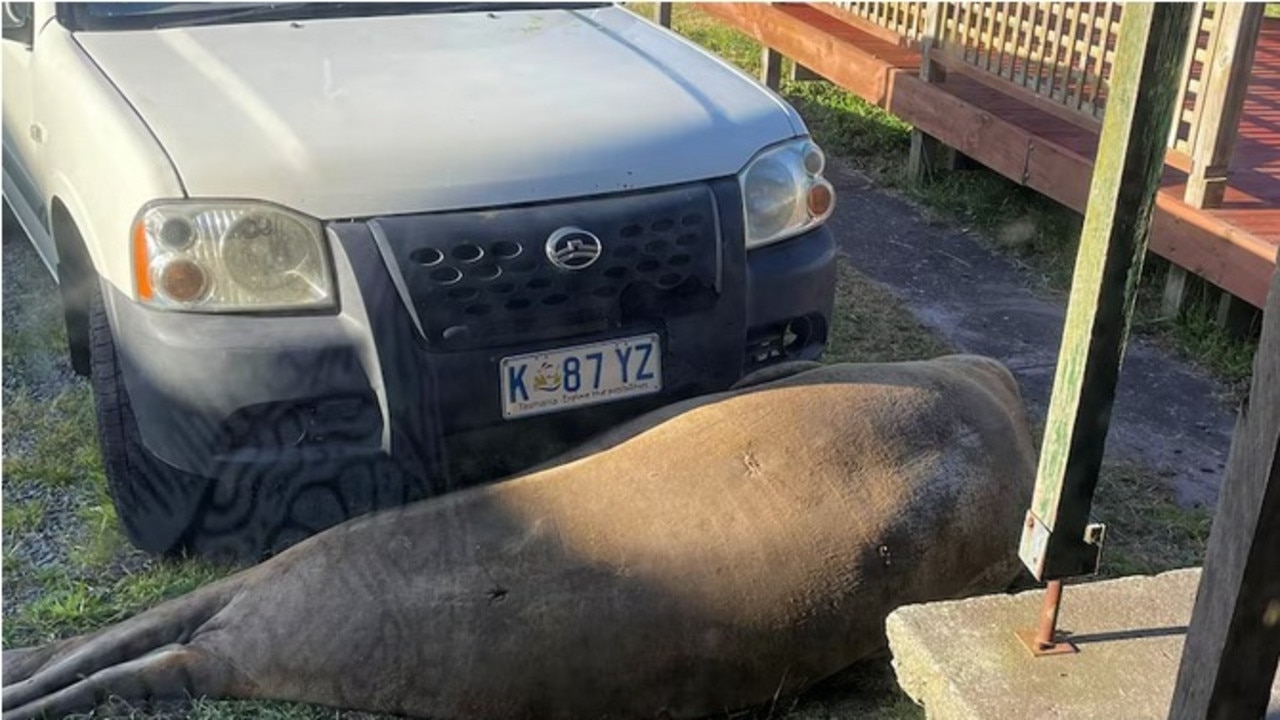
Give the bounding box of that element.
[373,183,720,350]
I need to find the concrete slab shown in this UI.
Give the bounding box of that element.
[886,569,1280,719]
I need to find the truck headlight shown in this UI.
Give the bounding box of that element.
[738,138,835,249]
[132,201,335,312]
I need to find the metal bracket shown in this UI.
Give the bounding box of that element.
[1015,520,1107,659]
[1015,580,1079,657]
[1019,511,1107,581]
[1015,628,1078,657]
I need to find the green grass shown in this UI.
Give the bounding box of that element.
[4,559,235,648]
[3,498,47,536]
[634,2,1260,388]
[826,260,953,365]
[1132,283,1261,393]
[1091,463,1211,579]
[2,286,70,359]
[70,500,133,571]
[2,384,104,488]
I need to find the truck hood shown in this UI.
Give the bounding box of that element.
[75,6,804,219]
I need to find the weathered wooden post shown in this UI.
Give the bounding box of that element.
[653,2,672,29]
[789,63,822,83]
[760,47,782,90]
[1016,2,1194,652]
[1168,268,1280,719]
[1184,3,1263,209]
[907,2,950,184]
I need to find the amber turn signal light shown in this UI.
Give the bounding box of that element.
[133,221,153,301]
[157,258,209,303]
[807,182,833,217]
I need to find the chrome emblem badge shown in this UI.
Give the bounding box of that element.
[545,227,602,271]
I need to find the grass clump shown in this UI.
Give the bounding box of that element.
[70,499,132,572]
[3,499,47,536]
[1092,462,1211,578]
[2,383,103,488]
[4,559,234,648]
[826,259,953,365]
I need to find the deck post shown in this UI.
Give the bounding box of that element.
[1184,3,1264,209]
[1168,270,1280,720]
[1161,265,1192,320]
[760,46,783,90]
[1215,291,1260,338]
[654,2,672,29]
[758,2,784,92]
[1018,3,1194,582]
[789,63,822,82]
[907,2,952,184]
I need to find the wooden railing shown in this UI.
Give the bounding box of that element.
[1169,3,1217,157]
[833,2,928,42]
[827,2,1261,209]
[935,3,1121,121]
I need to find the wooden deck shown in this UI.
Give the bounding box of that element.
[697,2,1280,308]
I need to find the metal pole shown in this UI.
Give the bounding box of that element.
[1034,580,1063,649]
[1017,580,1076,656]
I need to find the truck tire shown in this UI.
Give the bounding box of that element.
[89,281,218,557]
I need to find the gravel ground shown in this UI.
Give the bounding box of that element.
[3,219,87,600]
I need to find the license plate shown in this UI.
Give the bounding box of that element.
[500,334,662,419]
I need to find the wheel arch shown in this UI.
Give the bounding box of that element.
[50,196,96,375]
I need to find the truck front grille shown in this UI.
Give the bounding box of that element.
[371,183,721,350]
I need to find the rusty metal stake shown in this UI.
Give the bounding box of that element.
[1015,580,1078,657]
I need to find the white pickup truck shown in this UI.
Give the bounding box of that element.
[2,2,837,559]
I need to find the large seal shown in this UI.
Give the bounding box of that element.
[3,355,1036,720]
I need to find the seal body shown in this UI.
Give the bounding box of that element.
[3,356,1036,720]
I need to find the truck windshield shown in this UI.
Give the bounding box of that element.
[62,2,609,31]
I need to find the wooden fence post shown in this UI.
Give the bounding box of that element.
[789,63,822,82]
[1215,291,1260,338]
[1184,3,1263,209]
[1168,269,1280,720]
[1018,3,1195,581]
[907,2,952,184]
[1161,265,1192,319]
[761,45,782,90]
[654,2,672,29]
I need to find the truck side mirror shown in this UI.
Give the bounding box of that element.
[2,3,33,46]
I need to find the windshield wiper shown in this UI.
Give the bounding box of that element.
[155,3,349,29]
[153,2,606,29]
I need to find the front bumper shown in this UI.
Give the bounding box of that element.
[107,187,836,497]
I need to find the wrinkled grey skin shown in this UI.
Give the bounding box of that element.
[2,355,1036,720]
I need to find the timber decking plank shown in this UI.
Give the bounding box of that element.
[889,72,1033,181]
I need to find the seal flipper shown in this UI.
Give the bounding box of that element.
[2,644,242,720]
[3,636,96,687]
[2,576,245,718]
